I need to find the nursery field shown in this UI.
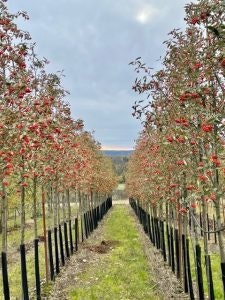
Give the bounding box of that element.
[1,0,225,299]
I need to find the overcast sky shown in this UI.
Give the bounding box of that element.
[7,0,188,150]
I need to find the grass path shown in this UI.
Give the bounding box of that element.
[67,205,159,299]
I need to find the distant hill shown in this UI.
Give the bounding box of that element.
[102,150,133,157]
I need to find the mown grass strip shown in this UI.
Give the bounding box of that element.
[69,205,159,300]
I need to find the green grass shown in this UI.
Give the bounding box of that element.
[161,220,224,299]
[5,243,46,298]
[189,240,223,299]
[69,206,159,300]
[0,205,78,298]
[5,205,78,251]
[117,183,125,190]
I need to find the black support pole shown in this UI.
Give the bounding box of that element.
[54,227,60,274]
[81,215,84,242]
[221,262,225,298]
[196,244,204,300]
[186,238,194,300]
[166,224,171,266]
[175,229,180,279]
[75,217,78,251]
[182,234,188,293]
[161,221,166,262]
[34,239,41,299]
[69,219,73,254]
[20,244,29,300]
[1,251,10,300]
[59,224,65,266]
[64,222,70,258]
[205,255,214,300]
[47,230,55,281]
[170,227,175,273]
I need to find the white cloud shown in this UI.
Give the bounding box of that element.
[135,4,159,24]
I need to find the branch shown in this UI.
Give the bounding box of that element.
[189,209,225,233]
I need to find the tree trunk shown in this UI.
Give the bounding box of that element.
[33,177,38,239]
[1,183,7,252]
[42,187,49,282]
[66,189,71,221]
[62,192,66,222]
[202,197,214,299]
[20,185,26,245]
[57,191,61,225]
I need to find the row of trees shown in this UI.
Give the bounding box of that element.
[0,0,117,261]
[127,0,225,298]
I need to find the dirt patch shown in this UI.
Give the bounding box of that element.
[84,240,120,254]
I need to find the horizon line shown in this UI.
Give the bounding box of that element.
[101,145,134,151]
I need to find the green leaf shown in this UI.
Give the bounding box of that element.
[207,25,220,37]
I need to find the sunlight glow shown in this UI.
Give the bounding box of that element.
[135,5,158,24]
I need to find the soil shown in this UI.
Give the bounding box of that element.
[84,240,120,254]
[48,203,190,300]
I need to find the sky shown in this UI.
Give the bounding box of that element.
[7,0,189,150]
